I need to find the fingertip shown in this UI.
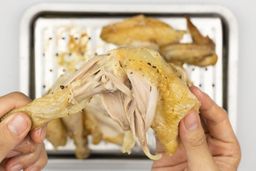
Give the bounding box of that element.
[190,86,203,97]
[179,111,202,140]
[31,126,47,144]
[6,113,31,136]
[190,86,212,106]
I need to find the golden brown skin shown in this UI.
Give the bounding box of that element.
[46,119,68,148]
[100,15,185,47]
[160,44,218,66]
[113,48,200,154]
[160,18,218,67]
[100,15,217,67]
[186,17,215,47]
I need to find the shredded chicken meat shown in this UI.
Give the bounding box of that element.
[3,47,200,160]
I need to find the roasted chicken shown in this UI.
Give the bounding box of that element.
[3,47,199,160]
[100,15,218,67]
[100,15,185,49]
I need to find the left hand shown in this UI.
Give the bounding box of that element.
[0,92,48,171]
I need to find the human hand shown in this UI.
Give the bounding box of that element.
[152,86,241,171]
[0,92,48,171]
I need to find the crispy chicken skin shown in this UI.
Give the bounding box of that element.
[113,48,200,155]
[160,44,218,66]
[3,47,199,160]
[100,15,185,48]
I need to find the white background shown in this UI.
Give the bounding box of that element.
[0,0,255,170]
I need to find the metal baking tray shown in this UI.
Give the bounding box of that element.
[19,3,238,160]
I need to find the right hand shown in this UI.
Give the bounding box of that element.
[0,92,48,171]
[152,86,241,171]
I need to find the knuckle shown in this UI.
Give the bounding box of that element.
[9,91,26,98]
[8,92,31,102]
[27,143,37,153]
[17,138,37,154]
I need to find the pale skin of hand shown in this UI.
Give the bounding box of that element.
[152,86,241,171]
[0,92,48,171]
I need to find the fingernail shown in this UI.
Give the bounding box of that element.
[184,112,198,131]
[8,114,29,135]
[10,164,22,171]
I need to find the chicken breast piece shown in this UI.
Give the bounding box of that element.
[3,47,199,160]
[113,48,200,155]
[84,95,128,146]
[100,15,185,48]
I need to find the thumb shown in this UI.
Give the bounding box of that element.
[179,112,218,171]
[0,113,31,162]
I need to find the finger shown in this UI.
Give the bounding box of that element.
[152,163,187,171]
[0,92,31,117]
[24,145,48,171]
[179,111,218,171]
[190,86,237,142]
[30,125,47,144]
[7,136,37,157]
[6,151,21,158]
[153,141,186,169]
[0,113,31,162]
[4,144,43,171]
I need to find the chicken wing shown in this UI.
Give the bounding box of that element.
[160,18,218,66]
[160,44,218,66]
